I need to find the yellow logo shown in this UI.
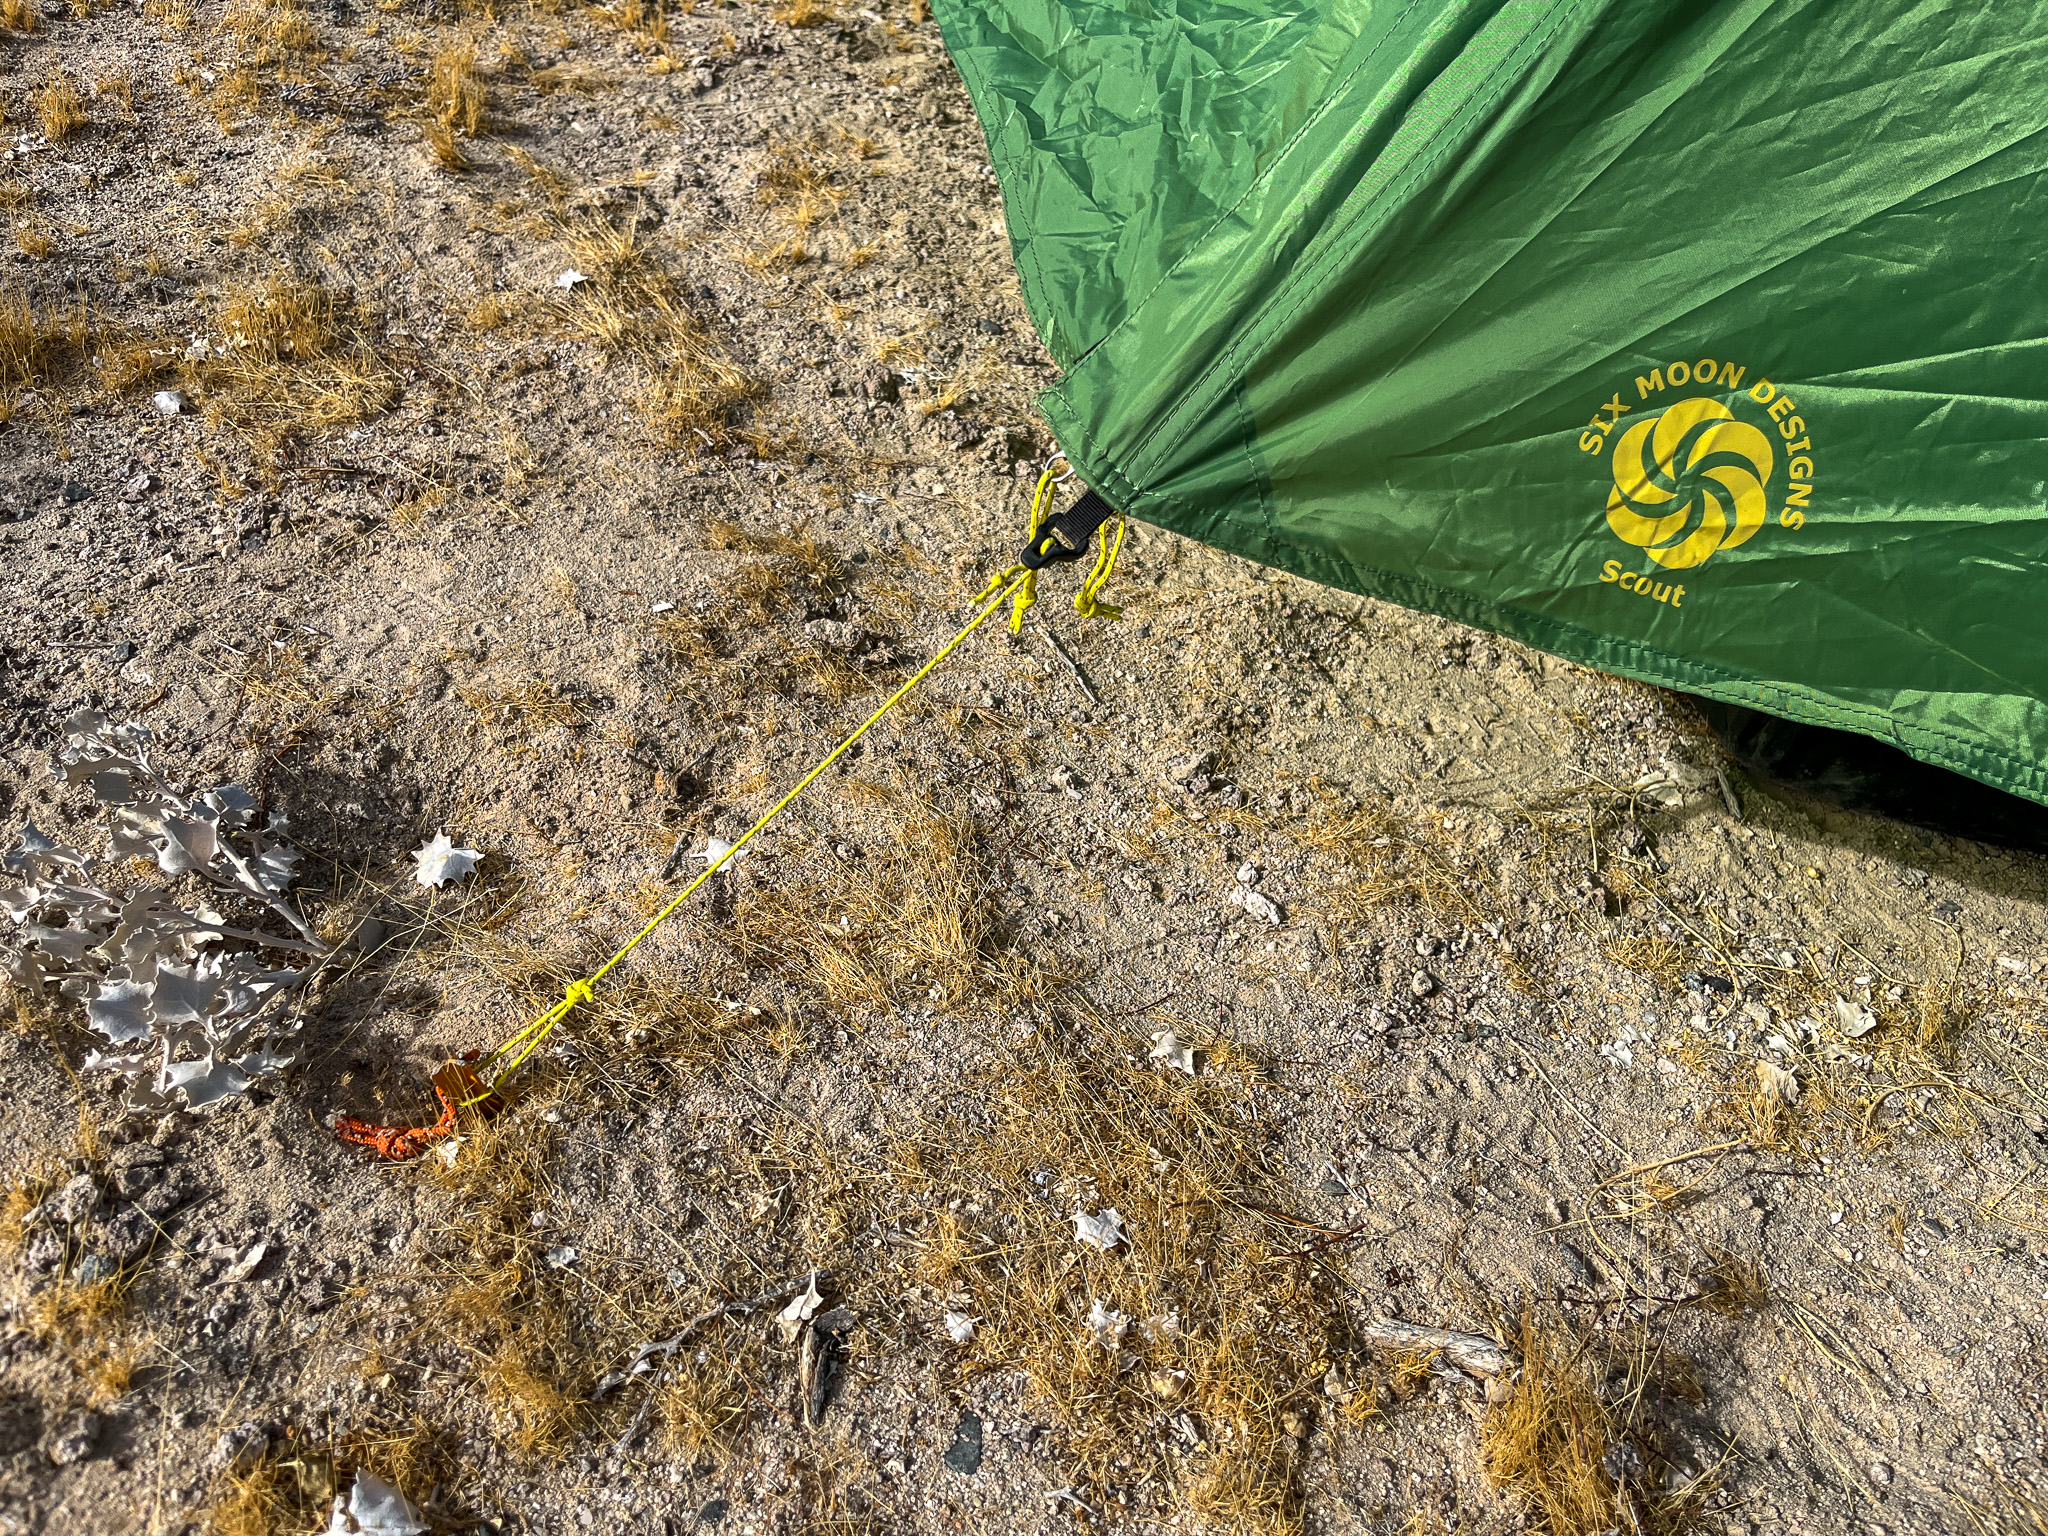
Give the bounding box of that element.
[1605,397,1774,571]
[1576,361,1818,598]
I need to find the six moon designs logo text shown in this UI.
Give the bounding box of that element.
[1574,359,1817,609]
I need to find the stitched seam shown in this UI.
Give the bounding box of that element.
[1242,524,2048,794]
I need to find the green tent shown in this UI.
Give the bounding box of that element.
[932,0,2048,805]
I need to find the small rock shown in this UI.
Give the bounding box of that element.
[21,1230,63,1275]
[73,1254,112,1284]
[1164,750,1211,786]
[96,1205,154,1264]
[1231,886,1282,926]
[49,1174,100,1226]
[861,367,900,403]
[60,481,90,504]
[109,640,137,665]
[1235,861,1260,886]
[942,1412,983,1474]
[46,1411,99,1467]
[210,1421,268,1475]
[802,618,868,652]
[1557,1240,1598,1286]
[118,472,156,503]
[152,389,188,416]
[1869,1460,1893,1487]
[1601,1440,1645,1484]
[1409,971,1438,999]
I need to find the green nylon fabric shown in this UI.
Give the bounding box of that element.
[934,0,2048,804]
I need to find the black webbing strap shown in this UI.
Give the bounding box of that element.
[1019,488,1119,569]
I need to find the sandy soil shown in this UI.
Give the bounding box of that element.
[2,3,2047,1533]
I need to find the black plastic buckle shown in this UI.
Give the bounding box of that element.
[1020,488,1118,570]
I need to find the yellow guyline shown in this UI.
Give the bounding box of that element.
[475,460,1125,1095]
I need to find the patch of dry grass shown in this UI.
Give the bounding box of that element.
[31,73,85,139]
[13,219,54,259]
[734,800,1003,1012]
[646,518,872,706]
[179,273,398,455]
[1,0,38,32]
[1481,1312,1717,1536]
[875,999,1327,1531]
[457,677,591,748]
[548,214,760,447]
[424,36,486,168]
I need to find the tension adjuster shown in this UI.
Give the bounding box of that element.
[1020,488,1118,569]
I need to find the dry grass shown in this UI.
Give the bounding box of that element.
[0,289,98,418]
[734,801,1001,1012]
[202,1440,343,1536]
[457,677,591,748]
[0,0,37,31]
[401,1114,597,1457]
[1481,1312,1716,1536]
[93,70,135,113]
[179,273,398,456]
[550,214,760,447]
[31,73,85,139]
[646,519,870,706]
[424,36,486,168]
[13,219,54,259]
[880,999,1328,1529]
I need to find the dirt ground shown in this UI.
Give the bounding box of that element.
[3,2,2048,1533]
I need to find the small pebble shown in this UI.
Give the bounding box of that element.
[47,1412,99,1467]
[152,389,188,416]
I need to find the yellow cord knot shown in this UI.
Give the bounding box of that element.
[1073,515,1126,621]
[976,562,1038,633]
[561,978,596,1012]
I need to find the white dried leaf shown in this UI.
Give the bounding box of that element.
[544,1246,579,1270]
[1632,771,1685,808]
[1140,1310,1181,1342]
[555,269,589,290]
[153,813,219,875]
[151,961,219,1024]
[1073,1208,1125,1252]
[1832,996,1878,1039]
[163,1056,253,1108]
[778,1271,825,1340]
[1756,1061,1800,1106]
[698,837,747,868]
[90,770,134,805]
[86,981,153,1044]
[25,922,98,963]
[216,1241,269,1285]
[411,831,481,888]
[1084,1297,1129,1348]
[943,1312,977,1343]
[324,1471,429,1536]
[4,721,316,1118]
[1148,1029,1196,1075]
[252,842,303,894]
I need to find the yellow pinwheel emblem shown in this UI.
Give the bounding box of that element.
[1606,397,1775,570]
